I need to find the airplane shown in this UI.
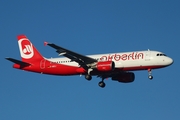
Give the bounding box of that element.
[6,35,173,88]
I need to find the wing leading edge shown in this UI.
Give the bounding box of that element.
[46,43,97,69]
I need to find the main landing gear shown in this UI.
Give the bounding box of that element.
[85,68,93,81]
[85,74,106,88]
[148,69,153,80]
[98,80,106,88]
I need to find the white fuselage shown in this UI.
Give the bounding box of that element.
[46,50,173,70]
[7,35,174,88]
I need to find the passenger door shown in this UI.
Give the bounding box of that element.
[145,51,151,61]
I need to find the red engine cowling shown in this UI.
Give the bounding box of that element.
[96,61,115,72]
[111,72,135,83]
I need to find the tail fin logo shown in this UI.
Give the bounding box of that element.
[18,38,34,59]
[23,45,32,55]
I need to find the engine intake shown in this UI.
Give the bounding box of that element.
[96,61,115,72]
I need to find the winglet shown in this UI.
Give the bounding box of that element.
[44,42,48,46]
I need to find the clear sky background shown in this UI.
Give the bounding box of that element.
[0,0,180,120]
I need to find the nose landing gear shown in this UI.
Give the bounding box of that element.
[148,69,153,80]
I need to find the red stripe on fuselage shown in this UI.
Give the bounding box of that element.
[15,59,167,76]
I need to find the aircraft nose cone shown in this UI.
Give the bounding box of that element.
[167,57,173,65]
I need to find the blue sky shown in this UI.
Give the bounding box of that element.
[0,0,180,120]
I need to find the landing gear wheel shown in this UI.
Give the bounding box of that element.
[98,81,106,88]
[148,69,153,80]
[148,75,153,80]
[85,75,92,81]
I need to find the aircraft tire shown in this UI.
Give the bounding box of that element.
[98,81,106,88]
[85,75,92,81]
[148,75,153,80]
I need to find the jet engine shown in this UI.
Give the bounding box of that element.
[96,61,115,72]
[111,72,135,83]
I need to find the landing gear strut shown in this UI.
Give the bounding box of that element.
[148,69,153,80]
[85,68,93,81]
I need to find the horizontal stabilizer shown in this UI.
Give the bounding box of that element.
[5,57,31,66]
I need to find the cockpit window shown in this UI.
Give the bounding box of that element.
[162,54,167,56]
[156,53,167,56]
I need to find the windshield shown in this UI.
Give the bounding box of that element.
[156,53,167,56]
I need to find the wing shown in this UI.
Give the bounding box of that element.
[46,43,97,69]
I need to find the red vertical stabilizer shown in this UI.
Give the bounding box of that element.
[17,35,44,63]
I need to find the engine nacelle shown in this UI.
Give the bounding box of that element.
[96,61,115,72]
[112,72,135,83]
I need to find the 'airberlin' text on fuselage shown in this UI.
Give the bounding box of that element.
[100,52,144,61]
